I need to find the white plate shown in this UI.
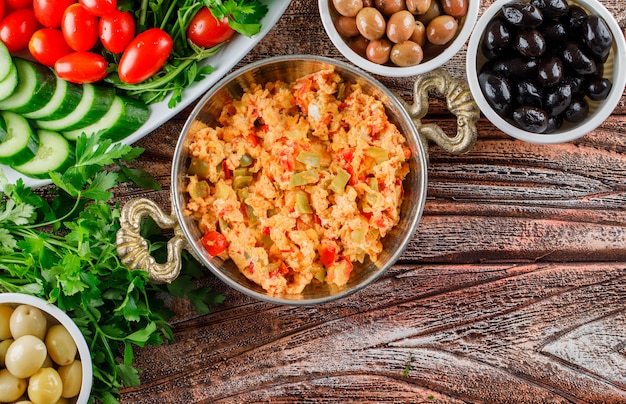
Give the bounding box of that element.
[0,0,290,189]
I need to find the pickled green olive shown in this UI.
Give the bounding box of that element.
[0,339,13,367]
[374,0,406,16]
[390,40,424,66]
[366,38,392,64]
[441,0,468,18]
[334,16,360,37]
[417,0,443,26]
[356,7,386,40]
[57,360,82,399]
[386,10,416,43]
[513,106,549,133]
[0,368,27,403]
[406,0,431,15]
[410,20,427,46]
[349,35,369,57]
[332,0,364,17]
[0,305,13,341]
[426,15,458,45]
[9,305,47,340]
[45,324,77,367]
[27,367,63,404]
[5,335,47,379]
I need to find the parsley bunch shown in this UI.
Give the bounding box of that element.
[0,133,224,404]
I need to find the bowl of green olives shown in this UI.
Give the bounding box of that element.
[0,293,92,404]
[319,0,479,77]
[466,0,626,144]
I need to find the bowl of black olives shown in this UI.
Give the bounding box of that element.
[466,0,626,143]
[319,0,479,77]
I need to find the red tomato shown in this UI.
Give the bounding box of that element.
[29,28,72,66]
[61,3,98,51]
[187,6,235,48]
[0,1,4,22]
[54,51,107,83]
[33,0,76,28]
[78,0,115,17]
[6,0,31,10]
[99,9,134,53]
[0,9,39,52]
[201,231,229,257]
[319,243,337,267]
[118,28,172,84]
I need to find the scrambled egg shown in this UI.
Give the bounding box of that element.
[184,68,410,295]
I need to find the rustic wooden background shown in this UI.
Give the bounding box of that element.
[117,0,626,402]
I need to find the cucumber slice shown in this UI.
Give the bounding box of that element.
[35,83,115,131]
[0,41,12,82]
[14,129,75,179]
[22,75,84,121]
[63,95,150,142]
[0,111,39,166]
[0,62,18,102]
[0,58,57,114]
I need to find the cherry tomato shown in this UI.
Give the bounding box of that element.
[99,9,134,53]
[0,8,39,52]
[0,1,5,22]
[6,0,31,10]
[118,28,172,84]
[187,6,235,48]
[78,0,115,17]
[54,51,107,83]
[61,3,98,51]
[33,0,76,28]
[201,231,229,257]
[29,28,73,66]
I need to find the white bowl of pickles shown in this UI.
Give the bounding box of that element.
[0,293,92,404]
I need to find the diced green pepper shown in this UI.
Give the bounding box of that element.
[369,177,379,191]
[188,158,212,178]
[366,147,389,164]
[289,169,319,188]
[215,181,230,199]
[350,228,367,243]
[233,167,248,178]
[329,167,350,195]
[296,151,321,167]
[233,175,253,189]
[237,188,249,202]
[295,191,313,214]
[245,204,258,224]
[314,267,326,282]
[240,153,254,167]
[189,180,210,199]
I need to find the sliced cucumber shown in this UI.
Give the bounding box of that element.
[63,95,150,142]
[0,111,39,166]
[0,41,12,82]
[35,83,115,131]
[22,75,84,121]
[0,62,18,102]
[14,129,75,179]
[0,58,57,114]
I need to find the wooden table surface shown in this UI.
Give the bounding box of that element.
[117,1,626,402]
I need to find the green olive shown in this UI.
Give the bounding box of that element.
[366,38,392,64]
[334,16,360,37]
[0,339,13,367]
[27,367,63,404]
[5,335,47,379]
[355,7,386,40]
[332,0,364,17]
[45,324,77,367]
[410,20,427,46]
[349,35,370,58]
[390,40,424,66]
[386,10,416,43]
[9,305,47,340]
[374,0,405,16]
[417,0,443,26]
[441,0,468,17]
[57,360,82,398]
[0,305,14,340]
[406,0,432,15]
[426,14,458,45]
[0,368,27,402]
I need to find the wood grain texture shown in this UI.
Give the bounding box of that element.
[116,0,626,402]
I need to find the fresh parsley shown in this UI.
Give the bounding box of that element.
[0,133,224,404]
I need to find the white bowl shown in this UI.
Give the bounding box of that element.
[466,0,626,144]
[319,0,479,77]
[0,293,92,404]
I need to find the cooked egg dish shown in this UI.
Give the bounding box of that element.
[184,68,410,295]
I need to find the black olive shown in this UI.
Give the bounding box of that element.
[537,56,564,87]
[502,1,544,28]
[514,29,547,57]
[544,82,572,117]
[585,76,612,101]
[561,5,588,39]
[583,15,613,61]
[490,56,538,80]
[564,96,589,122]
[541,22,567,45]
[543,115,563,133]
[481,17,512,59]
[562,42,597,75]
[562,75,585,96]
[530,0,569,18]
[513,106,549,133]
[515,79,544,107]
[479,70,513,116]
